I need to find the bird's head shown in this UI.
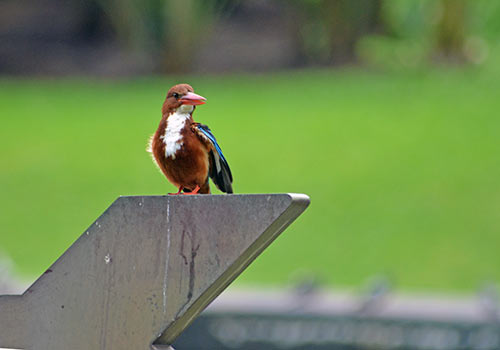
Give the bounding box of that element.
[162,83,206,115]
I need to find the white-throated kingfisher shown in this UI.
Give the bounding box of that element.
[149,83,233,195]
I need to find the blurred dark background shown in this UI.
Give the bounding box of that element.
[1,0,495,75]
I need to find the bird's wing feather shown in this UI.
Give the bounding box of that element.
[193,123,233,193]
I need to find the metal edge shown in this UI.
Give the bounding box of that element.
[153,193,310,346]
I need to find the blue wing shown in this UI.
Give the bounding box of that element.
[195,123,233,193]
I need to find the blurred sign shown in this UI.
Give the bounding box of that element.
[175,313,500,350]
[174,289,500,350]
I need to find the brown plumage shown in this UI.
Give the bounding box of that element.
[150,84,233,195]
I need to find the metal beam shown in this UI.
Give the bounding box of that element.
[0,194,309,350]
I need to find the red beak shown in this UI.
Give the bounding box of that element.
[180,92,207,106]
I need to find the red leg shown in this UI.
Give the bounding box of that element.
[182,185,200,195]
[168,187,183,195]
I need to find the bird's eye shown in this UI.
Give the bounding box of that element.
[172,92,180,99]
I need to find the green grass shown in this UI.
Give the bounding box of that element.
[1,67,500,292]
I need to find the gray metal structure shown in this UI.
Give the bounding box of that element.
[0,194,310,350]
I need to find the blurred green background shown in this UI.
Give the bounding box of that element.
[1,0,500,293]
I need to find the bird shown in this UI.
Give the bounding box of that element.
[149,83,233,195]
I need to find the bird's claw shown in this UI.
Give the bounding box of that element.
[167,185,200,195]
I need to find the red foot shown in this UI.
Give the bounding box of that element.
[182,185,200,195]
[168,187,183,195]
[168,185,201,195]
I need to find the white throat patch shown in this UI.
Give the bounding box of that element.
[161,110,191,159]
